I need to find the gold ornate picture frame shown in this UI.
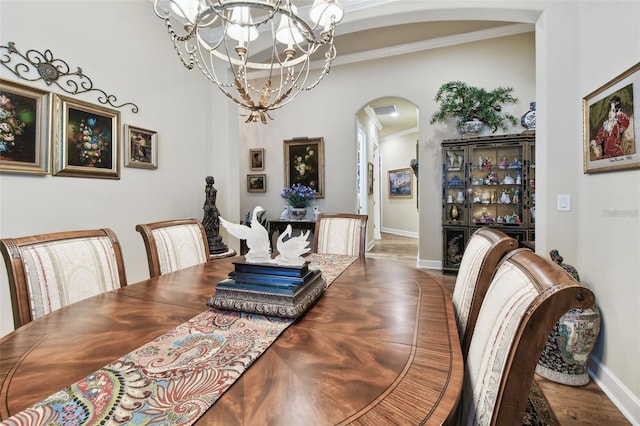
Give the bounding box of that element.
[388,167,413,198]
[124,124,158,169]
[52,94,120,179]
[247,174,266,192]
[284,137,324,198]
[0,78,51,175]
[583,62,640,173]
[249,148,264,171]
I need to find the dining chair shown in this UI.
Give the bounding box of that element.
[0,228,128,328]
[451,227,517,359]
[135,219,210,278]
[312,213,368,256]
[457,248,595,425]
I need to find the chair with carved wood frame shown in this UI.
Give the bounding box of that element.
[0,228,128,329]
[451,227,517,359]
[312,213,368,256]
[135,219,210,278]
[456,248,595,425]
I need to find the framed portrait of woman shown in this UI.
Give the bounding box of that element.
[283,137,324,198]
[583,62,640,173]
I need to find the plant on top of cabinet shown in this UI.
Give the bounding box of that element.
[430,81,519,134]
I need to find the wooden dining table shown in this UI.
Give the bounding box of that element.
[0,255,463,425]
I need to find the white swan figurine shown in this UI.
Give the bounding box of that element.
[274,225,311,266]
[220,206,273,263]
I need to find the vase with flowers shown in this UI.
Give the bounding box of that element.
[281,183,316,220]
[71,117,109,167]
[0,94,27,159]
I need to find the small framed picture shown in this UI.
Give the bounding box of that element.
[124,124,158,169]
[250,148,264,171]
[0,78,51,175]
[368,162,374,195]
[52,94,120,179]
[247,174,266,192]
[388,167,413,198]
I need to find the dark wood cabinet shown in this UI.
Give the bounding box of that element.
[442,133,535,273]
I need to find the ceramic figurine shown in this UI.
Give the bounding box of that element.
[447,151,455,168]
[487,171,499,184]
[499,190,511,204]
[513,188,520,203]
[498,156,508,169]
[478,155,483,168]
[456,154,464,168]
[516,174,522,184]
[509,157,522,169]
[502,174,515,184]
[483,157,492,169]
[280,206,289,220]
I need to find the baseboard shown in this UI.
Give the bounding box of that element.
[380,227,419,239]
[589,355,640,425]
[417,259,442,270]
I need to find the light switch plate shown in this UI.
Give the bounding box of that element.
[557,194,571,211]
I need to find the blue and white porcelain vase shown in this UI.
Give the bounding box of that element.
[289,207,307,220]
[521,101,536,132]
[535,250,601,386]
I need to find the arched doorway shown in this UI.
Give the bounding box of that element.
[356,97,419,247]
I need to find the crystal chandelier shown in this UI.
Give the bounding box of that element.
[153,0,344,123]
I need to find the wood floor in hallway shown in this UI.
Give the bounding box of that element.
[366,232,631,425]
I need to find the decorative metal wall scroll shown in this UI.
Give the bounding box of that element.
[0,42,139,113]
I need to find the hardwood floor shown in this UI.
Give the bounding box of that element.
[366,232,631,425]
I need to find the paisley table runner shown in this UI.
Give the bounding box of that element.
[1,254,357,426]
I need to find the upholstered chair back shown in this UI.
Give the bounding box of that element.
[0,228,127,328]
[451,227,517,358]
[458,248,595,425]
[136,219,209,278]
[312,213,368,256]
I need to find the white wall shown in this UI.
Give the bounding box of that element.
[0,0,237,335]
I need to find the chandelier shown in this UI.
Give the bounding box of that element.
[153,0,344,123]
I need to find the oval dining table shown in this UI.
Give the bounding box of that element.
[0,255,463,425]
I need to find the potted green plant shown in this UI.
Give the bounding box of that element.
[430,81,519,134]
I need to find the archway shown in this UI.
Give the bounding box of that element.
[356,97,419,249]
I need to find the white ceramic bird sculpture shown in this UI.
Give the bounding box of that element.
[312,205,321,220]
[274,225,311,266]
[220,206,272,263]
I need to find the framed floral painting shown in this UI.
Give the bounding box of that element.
[247,174,266,192]
[388,167,413,198]
[583,62,640,173]
[52,94,120,179]
[0,78,51,175]
[283,137,324,198]
[124,124,158,169]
